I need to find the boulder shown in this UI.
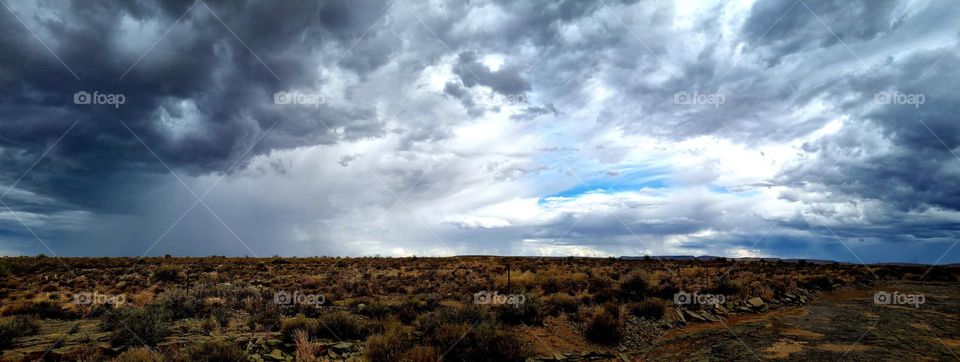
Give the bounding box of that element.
[747,297,765,308]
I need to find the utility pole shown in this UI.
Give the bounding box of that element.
[506,260,511,292]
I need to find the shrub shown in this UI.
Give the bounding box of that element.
[103,306,171,347]
[584,308,622,344]
[709,278,742,296]
[0,315,39,349]
[294,329,322,362]
[112,347,164,362]
[629,298,665,320]
[495,295,541,325]
[152,266,180,283]
[396,294,441,323]
[247,307,281,332]
[620,271,650,301]
[415,305,488,338]
[442,322,530,362]
[175,340,247,362]
[359,301,391,320]
[316,311,368,340]
[154,288,203,319]
[279,316,319,341]
[3,300,72,319]
[543,293,579,316]
[398,346,440,362]
[802,276,834,291]
[364,326,413,362]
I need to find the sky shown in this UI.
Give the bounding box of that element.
[0,0,958,263]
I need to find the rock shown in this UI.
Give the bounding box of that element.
[267,339,282,347]
[333,342,354,351]
[685,310,707,322]
[747,297,765,308]
[701,312,720,322]
[619,352,630,362]
[264,349,284,361]
[554,352,566,360]
[714,304,729,315]
[674,308,686,323]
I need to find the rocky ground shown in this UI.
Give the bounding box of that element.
[518,281,959,361]
[637,281,960,361]
[1,257,956,361]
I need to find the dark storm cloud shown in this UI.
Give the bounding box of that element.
[742,0,906,66]
[453,51,531,95]
[0,0,390,212]
[0,0,957,262]
[779,45,960,214]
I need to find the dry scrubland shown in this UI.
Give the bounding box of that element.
[0,256,957,361]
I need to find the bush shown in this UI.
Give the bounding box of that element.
[153,266,180,283]
[316,311,368,340]
[415,305,488,338]
[620,271,650,301]
[543,293,579,316]
[154,288,203,319]
[112,347,164,362]
[3,300,72,319]
[398,346,440,362]
[396,294,441,323]
[629,298,665,320]
[0,315,39,349]
[495,295,541,325]
[103,306,171,347]
[358,301,391,320]
[279,316,319,341]
[709,278,742,296]
[364,326,412,362]
[802,276,834,291]
[442,322,531,362]
[175,340,247,362]
[584,308,622,344]
[248,307,281,332]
